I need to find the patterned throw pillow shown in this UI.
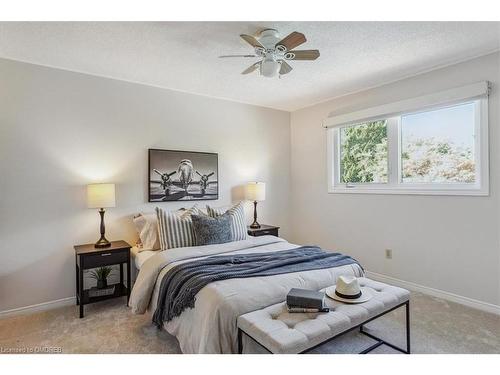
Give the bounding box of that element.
[155,205,199,250]
[206,202,247,241]
[191,213,232,246]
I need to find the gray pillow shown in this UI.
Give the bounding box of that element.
[191,213,232,246]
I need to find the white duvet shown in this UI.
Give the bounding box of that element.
[129,236,364,353]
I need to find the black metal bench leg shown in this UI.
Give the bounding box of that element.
[359,301,410,354]
[406,301,411,354]
[238,328,243,354]
[359,340,384,354]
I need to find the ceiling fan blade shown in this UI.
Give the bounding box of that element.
[241,62,260,75]
[275,32,306,51]
[279,60,293,75]
[240,34,264,49]
[219,54,257,58]
[286,49,320,60]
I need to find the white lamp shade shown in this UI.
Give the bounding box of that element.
[87,183,116,209]
[245,182,266,202]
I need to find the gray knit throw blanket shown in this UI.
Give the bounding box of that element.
[152,246,361,326]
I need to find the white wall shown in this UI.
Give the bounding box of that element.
[290,52,500,306]
[0,58,290,312]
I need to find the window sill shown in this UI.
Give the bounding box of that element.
[328,186,489,197]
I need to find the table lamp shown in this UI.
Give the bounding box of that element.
[87,183,116,248]
[245,182,266,229]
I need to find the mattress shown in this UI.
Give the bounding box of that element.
[130,246,158,270]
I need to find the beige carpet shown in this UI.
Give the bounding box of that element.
[0,292,499,354]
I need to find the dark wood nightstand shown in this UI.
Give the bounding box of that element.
[247,224,280,237]
[74,240,131,318]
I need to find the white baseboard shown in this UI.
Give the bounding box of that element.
[365,271,500,316]
[0,296,76,319]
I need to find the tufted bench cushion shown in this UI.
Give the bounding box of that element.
[237,277,410,354]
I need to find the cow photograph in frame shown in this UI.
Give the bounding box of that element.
[148,149,219,202]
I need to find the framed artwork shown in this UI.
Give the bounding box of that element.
[148,149,218,202]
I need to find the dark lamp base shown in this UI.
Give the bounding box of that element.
[250,201,261,229]
[94,237,111,248]
[94,208,111,248]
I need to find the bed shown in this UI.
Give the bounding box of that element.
[129,235,364,354]
[130,246,157,283]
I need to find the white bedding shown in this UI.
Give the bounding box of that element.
[129,236,364,354]
[130,246,157,269]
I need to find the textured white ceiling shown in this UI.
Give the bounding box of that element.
[0,22,499,111]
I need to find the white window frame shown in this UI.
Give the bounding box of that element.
[326,82,490,196]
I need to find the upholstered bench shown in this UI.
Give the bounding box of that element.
[237,277,410,354]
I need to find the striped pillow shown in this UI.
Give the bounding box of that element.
[206,202,247,241]
[156,206,199,250]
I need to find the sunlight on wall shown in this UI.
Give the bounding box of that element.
[229,153,268,181]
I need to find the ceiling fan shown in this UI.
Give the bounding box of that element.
[219,29,320,78]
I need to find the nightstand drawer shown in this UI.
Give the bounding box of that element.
[247,225,280,237]
[253,229,279,237]
[81,249,128,269]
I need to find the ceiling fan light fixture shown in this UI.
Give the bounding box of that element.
[255,47,266,56]
[276,45,287,53]
[260,58,280,78]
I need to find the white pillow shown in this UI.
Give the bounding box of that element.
[156,205,199,250]
[206,202,247,241]
[133,213,160,252]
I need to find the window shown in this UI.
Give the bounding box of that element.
[340,120,388,184]
[326,83,489,195]
[401,103,475,184]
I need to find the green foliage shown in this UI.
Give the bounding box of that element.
[89,266,113,282]
[340,121,388,183]
[436,142,451,155]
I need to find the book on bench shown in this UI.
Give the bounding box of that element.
[286,288,329,312]
[287,306,330,313]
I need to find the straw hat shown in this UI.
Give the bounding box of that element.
[326,275,372,304]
